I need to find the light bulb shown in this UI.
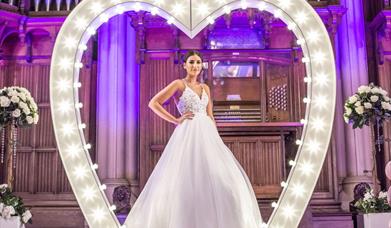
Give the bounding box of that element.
[92,163,99,170]
[75,102,83,109]
[100,184,107,191]
[287,23,296,30]
[303,97,311,103]
[134,2,142,12]
[84,144,92,150]
[304,77,311,83]
[223,5,231,14]
[116,5,125,14]
[241,0,248,9]
[79,44,88,51]
[258,2,266,11]
[74,62,83,68]
[167,16,175,24]
[289,160,296,167]
[297,39,305,45]
[151,7,158,15]
[273,9,282,18]
[87,27,96,35]
[172,2,185,17]
[207,16,215,25]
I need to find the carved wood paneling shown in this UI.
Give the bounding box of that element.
[14,151,31,192]
[0,62,96,200]
[378,59,391,188]
[140,53,179,186]
[222,135,284,198]
[35,151,56,192]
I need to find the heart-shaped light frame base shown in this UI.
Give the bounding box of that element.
[50,0,336,227]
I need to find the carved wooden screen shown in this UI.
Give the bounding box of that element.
[139,53,180,187]
[0,62,96,198]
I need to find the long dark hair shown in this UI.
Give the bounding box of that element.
[183,50,203,62]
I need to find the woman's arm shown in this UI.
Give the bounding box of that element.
[203,84,216,125]
[148,79,193,125]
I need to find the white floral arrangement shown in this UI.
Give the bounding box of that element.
[344,83,391,128]
[0,184,32,224]
[0,86,39,127]
[354,188,391,213]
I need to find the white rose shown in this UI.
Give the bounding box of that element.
[384,96,391,102]
[0,184,7,189]
[2,206,16,219]
[370,95,379,102]
[364,192,373,201]
[0,96,10,107]
[23,108,31,115]
[22,210,32,224]
[371,87,381,94]
[344,115,349,123]
[8,89,18,97]
[364,102,372,109]
[18,93,26,101]
[358,85,371,93]
[12,109,21,118]
[355,106,364,114]
[355,101,362,107]
[379,191,388,199]
[380,89,388,96]
[345,107,352,115]
[31,102,37,111]
[384,102,391,110]
[33,114,39,124]
[0,203,3,212]
[381,102,389,110]
[26,116,33,124]
[10,96,19,103]
[20,88,31,96]
[349,95,358,103]
[19,101,27,110]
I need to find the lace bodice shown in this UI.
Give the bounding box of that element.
[176,80,209,115]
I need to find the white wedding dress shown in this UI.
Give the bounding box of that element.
[125,80,263,228]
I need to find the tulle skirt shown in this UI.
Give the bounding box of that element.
[125,113,263,228]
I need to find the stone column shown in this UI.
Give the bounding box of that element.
[337,0,373,210]
[97,14,139,203]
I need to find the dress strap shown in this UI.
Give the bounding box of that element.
[182,79,189,88]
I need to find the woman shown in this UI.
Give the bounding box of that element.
[125,50,263,228]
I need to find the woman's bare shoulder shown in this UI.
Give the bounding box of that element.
[201,83,210,92]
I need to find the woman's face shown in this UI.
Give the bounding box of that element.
[184,55,202,77]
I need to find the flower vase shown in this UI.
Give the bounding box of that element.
[370,121,381,195]
[4,123,16,190]
[356,212,391,228]
[0,216,25,228]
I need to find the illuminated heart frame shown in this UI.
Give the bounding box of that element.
[49,0,335,227]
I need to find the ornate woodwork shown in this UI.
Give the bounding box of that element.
[371,9,391,188]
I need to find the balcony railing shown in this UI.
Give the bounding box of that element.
[0,0,338,15]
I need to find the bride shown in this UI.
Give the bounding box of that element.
[125,50,263,228]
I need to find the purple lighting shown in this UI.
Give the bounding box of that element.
[96,14,139,192]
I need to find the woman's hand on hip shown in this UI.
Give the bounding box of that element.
[175,111,194,125]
